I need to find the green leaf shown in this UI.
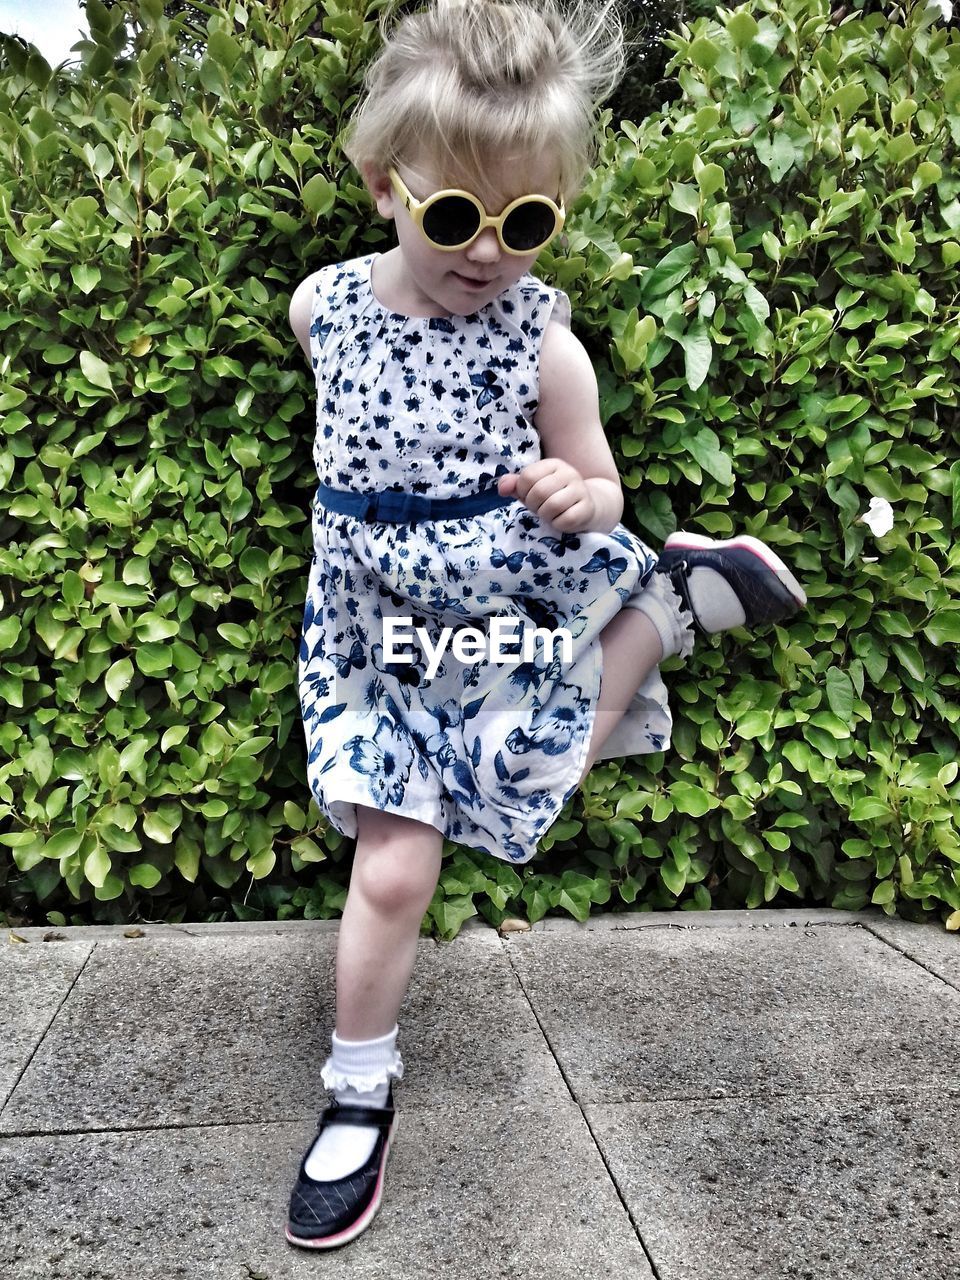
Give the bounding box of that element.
[807,711,852,739]
[660,855,687,896]
[689,35,720,69]
[79,350,114,392]
[736,708,773,738]
[924,613,960,646]
[683,426,733,485]
[726,11,759,48]
[639,242,697,304]
[239,547,270,586]
[105,658,135,702]
[208,29,242,69]
[84,846,111,889]
[680,318,713,392]
[129,862,162,889]
[217,623,251,648]
[696,163,725,197]
[302,173,336,218]
[72,264,101,294]
[42,828,84,861]
[246,848,276,878]
[431,894,478,939]
[826,83,868,119]
[755,130,802,181]
[849,798,891,821]
[668,182,700,217]
[290,836,326,866]
[871,880,896,905]
[132,806,166,845]
[825,667,855,721]
[615,308,657,373]
[669,781,716,817]
[890,640,925,682]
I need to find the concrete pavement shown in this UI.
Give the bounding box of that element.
[1,907,958,1279]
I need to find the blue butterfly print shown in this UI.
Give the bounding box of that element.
[583,546,629,585]
[470,369,505,409]
[490,547,525,572]
[538,534,582,553]
[329,639,367,677]
[311,317,333,347]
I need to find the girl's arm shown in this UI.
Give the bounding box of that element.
[532,320,625,533]
[288,272,323,365]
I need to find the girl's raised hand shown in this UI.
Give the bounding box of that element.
[496,458,597,533]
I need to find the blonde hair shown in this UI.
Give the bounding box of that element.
[339,0,629,208]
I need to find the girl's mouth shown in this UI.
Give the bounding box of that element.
[453,272,494,289]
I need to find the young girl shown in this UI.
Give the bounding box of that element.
[285,0,806,1250]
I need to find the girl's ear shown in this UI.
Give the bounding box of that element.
[361,162,395,220]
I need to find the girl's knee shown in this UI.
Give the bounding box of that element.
[352,808,443,915]
[354,847,441,917]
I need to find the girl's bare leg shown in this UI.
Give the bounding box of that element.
[335,804,444,1039]
[577,608,664,787]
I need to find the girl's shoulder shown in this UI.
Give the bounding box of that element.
[291,256,373,365]
[307,254,370,302]
[509,272,572,330]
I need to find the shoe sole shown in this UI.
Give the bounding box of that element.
[664,532,807,608]
[284,1112,399,1250]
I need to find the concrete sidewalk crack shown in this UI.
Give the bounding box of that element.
[0,940,99,1121]
[859,921,960,995]
[500,936,663,1280]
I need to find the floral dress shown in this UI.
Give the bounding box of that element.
[298,251,673,865]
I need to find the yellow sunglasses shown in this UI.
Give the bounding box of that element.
[387,165,565,256]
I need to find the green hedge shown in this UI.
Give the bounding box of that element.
[1,0,958,937]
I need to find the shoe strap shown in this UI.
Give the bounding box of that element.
[318,1102,395,1130]
[663,559,710,639]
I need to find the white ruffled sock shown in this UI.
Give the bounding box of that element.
[624,568,696,660]
[304,1024,402,1181]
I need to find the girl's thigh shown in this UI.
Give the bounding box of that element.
[355,803,443,851]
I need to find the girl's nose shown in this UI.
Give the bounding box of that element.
[465,226,502,263]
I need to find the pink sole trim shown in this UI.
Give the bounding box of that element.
[285,1115,398,1250]
[664,532,788,574]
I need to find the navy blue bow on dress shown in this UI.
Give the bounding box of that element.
[315,481,515,525]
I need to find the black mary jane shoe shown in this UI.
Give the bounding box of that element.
[656,531,807,635]
[285,1086,398,1250]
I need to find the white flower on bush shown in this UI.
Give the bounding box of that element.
[858,496,895,544]
[859,496,895,536]
[929,0,953,20]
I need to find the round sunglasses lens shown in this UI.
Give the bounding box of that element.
[422,195,481,246]
[502,202,556,251]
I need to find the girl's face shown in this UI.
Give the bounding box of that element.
[364,149,564,316]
